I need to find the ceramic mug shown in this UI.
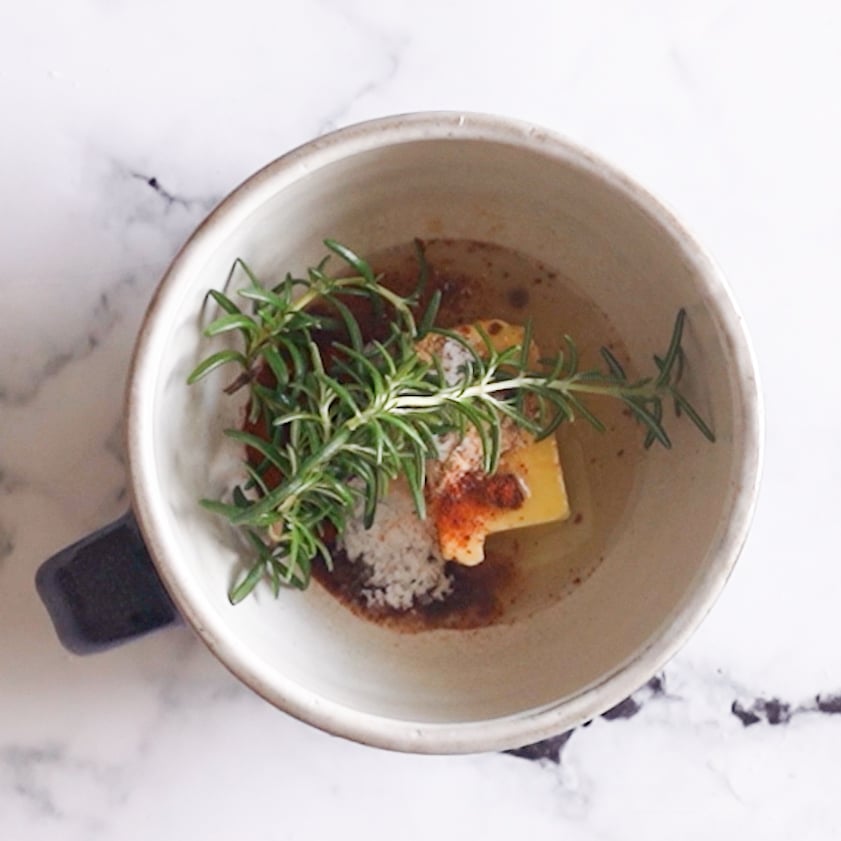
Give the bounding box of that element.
[37,113,762,753]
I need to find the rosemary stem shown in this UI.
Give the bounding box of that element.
[231,429,352,524]
[189,242,714,602]
[291,275,367,313]
[390,373,656,412]
[231,391,406,526]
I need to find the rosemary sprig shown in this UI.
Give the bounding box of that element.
[189,241,714,603]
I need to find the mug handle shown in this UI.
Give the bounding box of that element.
[35,511,179,654]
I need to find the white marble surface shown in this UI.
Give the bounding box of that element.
[1,0,839,837]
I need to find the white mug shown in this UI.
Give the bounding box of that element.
[37,113,762,753]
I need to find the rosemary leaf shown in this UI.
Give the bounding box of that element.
[187,349,248,384]
[189,241,715,602]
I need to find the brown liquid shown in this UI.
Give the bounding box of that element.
[311,238,642,631]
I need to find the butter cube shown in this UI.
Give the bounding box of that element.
[424,320,571,565]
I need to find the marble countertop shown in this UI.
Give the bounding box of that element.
[2,1,839,837]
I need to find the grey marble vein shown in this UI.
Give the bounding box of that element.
[510,665,841,773]
[0,742,125,826]
[0,528,13,566]
[507,674,670,764]
[732,690,841,727]
[129,171,217,215]
[101,157,219,235]
[0,465,26,494]
[0,277,135,407]
[0,468,21,568]
[0,164,218,410]
[314,0,407,135]
[103,416,127,469]
[3,745,64,819]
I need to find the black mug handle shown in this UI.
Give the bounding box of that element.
[35,511,179,654]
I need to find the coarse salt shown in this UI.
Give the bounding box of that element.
[337,333,527,609]
[338,478,452,611]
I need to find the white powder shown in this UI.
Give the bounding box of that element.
[433,337,475,462]
[334,334,468,611]
[439,336,474,384]
[429,335,527,492]
[335,334,523,611]
[338,478,453,610]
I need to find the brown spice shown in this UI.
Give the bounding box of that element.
[483,473,526,508]
[432,471,525,556]
[312,546,515,631]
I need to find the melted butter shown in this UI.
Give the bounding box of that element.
[312,238,642,630]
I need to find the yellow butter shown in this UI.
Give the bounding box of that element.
[492,434,570,533]
[424,320,571,565]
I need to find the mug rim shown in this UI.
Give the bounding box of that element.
[126,111,764,753]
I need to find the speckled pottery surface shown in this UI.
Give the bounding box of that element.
[2,2,839,838]
[124,112,760,753]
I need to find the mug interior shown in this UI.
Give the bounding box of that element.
[128,114,760,752]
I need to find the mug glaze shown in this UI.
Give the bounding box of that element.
[40,113,762,753]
